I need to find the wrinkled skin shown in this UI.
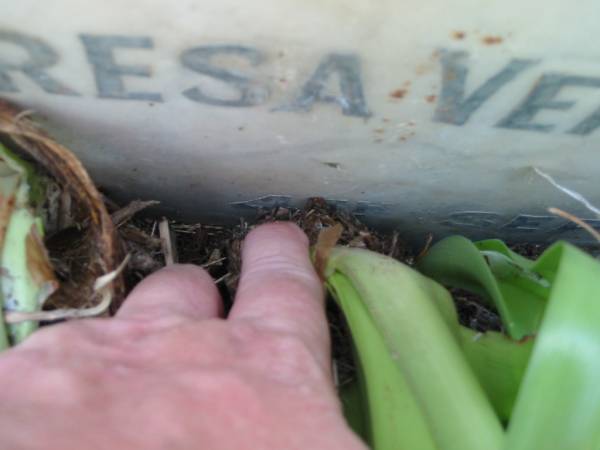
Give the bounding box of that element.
[0,223,366,450]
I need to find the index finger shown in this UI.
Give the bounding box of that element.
[228,223,330,370]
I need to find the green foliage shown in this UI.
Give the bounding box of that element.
[0,144,55,348]
[323,237,600,450]
[416,236,547,340]
[325,247,504,450]
[505,243,600,450]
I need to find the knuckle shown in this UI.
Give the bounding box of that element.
[246,328,322,384]
[105,317,160,340]
[268,333,314,363]
[18,320,137,367]
[231,320,263,345]
[22,321,90,351]
[211,370,257,400]
[39,366,88,393]
[180,367,264,414]
[243,258,318,287]
[24,364,100,406]
[133,319,235,366]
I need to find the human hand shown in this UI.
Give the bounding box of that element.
[0,223,366,450]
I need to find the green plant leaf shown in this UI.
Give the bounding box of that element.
[0,149,20,349]
[339,379,368,444]
[331,272,437,450]
[506,242,600,450]
[325,247,504,450]
[458,327,533,422]
[417,236,547,339]
[327,236,600,449]
[0,144,56,345]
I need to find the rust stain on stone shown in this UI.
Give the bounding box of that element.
[390,89,407,99]
[482,36,503,45]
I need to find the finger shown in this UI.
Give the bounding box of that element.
[117,264,223,324]
[229,223,329,369]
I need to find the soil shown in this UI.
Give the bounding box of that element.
[105,196,543,386]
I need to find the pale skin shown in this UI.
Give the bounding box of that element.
[0,223,367,450]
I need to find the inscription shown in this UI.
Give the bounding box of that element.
[3,30,600,134]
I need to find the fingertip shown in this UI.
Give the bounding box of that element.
[230,221,330,369]
[242,223,311,269]
[117,264,223,322]
[244,222,309,252]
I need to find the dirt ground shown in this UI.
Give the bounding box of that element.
[108,196,541,386]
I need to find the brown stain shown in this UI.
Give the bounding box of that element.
[314,224,343,280]
[390,88,407,99]
[373,128,385,134]
[482,36,503,45]
[26,225,58,286]
[415,65,428,75]
[398,131,416,142]
[452,31,466,40]
[518,334,535,345]
[425,94,437,103]
[416,53,439,75]
[0,192,15,251]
